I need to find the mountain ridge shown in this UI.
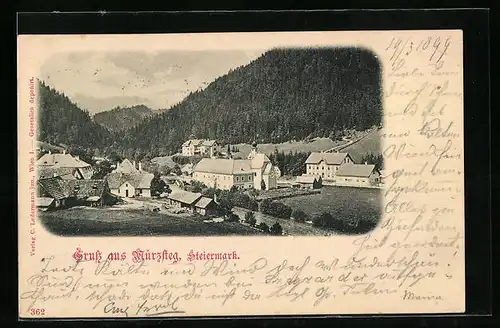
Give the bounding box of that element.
[37,80,113,149]
[93,105,161,132]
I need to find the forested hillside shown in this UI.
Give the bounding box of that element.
[93,105,156,132]
[120,47,382,156]
[37,80,113,149]
[38,47,382,159]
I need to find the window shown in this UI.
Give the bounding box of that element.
[126,183,128,187]
[236,177,239,182]
[248,176,251,181]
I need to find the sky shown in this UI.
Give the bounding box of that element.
[40,50,265,114]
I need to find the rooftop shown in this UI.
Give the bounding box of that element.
[36,197,55,207]
[106,172,154,189]
[38,177,66,200]
[194,197,214,209]
[336,164,377,178]
[296,175,321,184]
[305,152,351,165]
[194,158,253,175]
[60,179,109,199]
[37,153,91,168]
[168,190,202,205]
[183,139,216,147]
[38,167,79,180]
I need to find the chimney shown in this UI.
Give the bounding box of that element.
[75,155,80,160]
[365,161,368,165]
[213,193,218,203]
[116,161,120,170]
[48,150,51,155]
[53,172,57,178]
[63,149,66,155]
[138,162,142,172]
[133,160,136,169]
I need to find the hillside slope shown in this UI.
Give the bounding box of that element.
[37,80,113,149]
[94,105,157,132]
[339,128,382,163]
[120,47,383,155]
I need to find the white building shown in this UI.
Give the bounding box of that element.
[192,144,279,190]
[106,159,154,197]
[304,152,354,181]
[335,164,381,187]
[182,139,217,157]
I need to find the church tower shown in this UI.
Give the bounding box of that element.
[248,141,258,159]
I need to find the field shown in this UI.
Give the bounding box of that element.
[339,129,382,163]
[39,207,264,236]
[280,186,382,227]
[232,128,381,158]
[232,207,330,236]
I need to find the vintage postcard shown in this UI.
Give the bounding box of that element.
[18,30,464,318]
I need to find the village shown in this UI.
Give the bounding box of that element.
[36,136,383,236]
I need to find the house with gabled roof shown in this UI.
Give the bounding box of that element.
[194,197,217,216]
[166,190,203,213]
[106,171,154,198]
[106,159,154,198]
[304,152,354,181]
[335,163,381,187]
[182,139,217,157]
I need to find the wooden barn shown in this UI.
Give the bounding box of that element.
[194,197,217,216]
[166,190,203,213]
[37,177,116,209]
[37,177,71,209]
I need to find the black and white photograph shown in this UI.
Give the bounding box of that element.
[36,46,384,237]
[18,26,469,318]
